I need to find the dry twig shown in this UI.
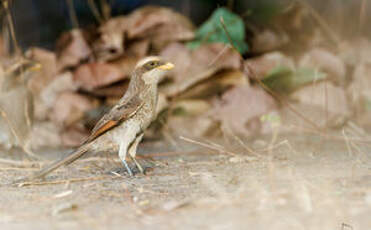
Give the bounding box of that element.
[180,136,236,156]
[17,175,114,187]
[66,0,79,28]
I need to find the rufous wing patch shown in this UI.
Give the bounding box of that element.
[88,120,118,141]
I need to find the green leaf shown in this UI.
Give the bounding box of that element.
[262,66,327,93]
[187,7,249,54]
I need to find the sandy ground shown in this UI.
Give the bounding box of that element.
[0,134,370,230]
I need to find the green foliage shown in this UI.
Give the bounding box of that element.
[187,7,249,54]
[260,113,281,127]
[365,99,371,111]
[262,66,327,93]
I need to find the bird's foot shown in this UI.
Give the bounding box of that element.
[121,159,134,176]
[111,158,154,176]
[130,156,145,175]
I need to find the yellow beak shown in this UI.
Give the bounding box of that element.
[157,62,174,70]
[29,63,42,72]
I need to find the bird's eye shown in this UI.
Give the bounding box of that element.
[145,61,158,69]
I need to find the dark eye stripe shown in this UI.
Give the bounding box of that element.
[145,61,160,69]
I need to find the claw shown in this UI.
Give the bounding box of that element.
[121,159,133,176]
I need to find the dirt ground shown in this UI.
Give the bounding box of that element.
[0,133,370,230]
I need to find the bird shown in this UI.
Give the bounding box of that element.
[19,56,174,181]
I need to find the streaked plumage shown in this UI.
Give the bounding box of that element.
[19,56,174,181]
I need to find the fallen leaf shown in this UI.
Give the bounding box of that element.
[338,38,371,66]
[52,92,98,127]
[174,70,248,99]
[127,6,194,47]
[262,66,327,94]
[299,48,346,85]
[89,80,129,97]
[159,42,192,83]
[250,28,289,53]
[172,99,211,116]
[93,6,194,60]
[212,85,277,136]
[187,7,248,54]
[61,126,89,147]
[348,63,371,126]
[126,39,150,58]
[93,16,128,61]
[245,51,295,80]
[292,81,349,115]
[279,103,346,131]
[161,43,242,97]
[56,29,92,71]
[167,114,218,138]
[73,62,125,91]
[37,71,78,120]
[110,56,139,80]
[289,81,349,127]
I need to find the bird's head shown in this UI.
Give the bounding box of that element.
[135,56,174,85]
[5,59,42,81]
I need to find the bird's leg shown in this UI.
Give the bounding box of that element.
[128,133,144,174]
[118,142,133,176]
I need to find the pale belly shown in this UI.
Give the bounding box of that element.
[89,101,155,153]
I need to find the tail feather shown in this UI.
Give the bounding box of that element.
[15,144,91,183]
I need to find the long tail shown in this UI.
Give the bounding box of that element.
[15,143,92,183]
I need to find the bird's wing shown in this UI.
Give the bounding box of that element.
[84,91,145,143]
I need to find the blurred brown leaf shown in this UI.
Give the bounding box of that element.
[93,16,128,61]
[250,28,289,54]
[37,71,78,120]
[52,92,98,127]
[93,6,194,60]
[212,86,277,136]
[172,99,211,116]
[89,80,129,97]
[290,81,349,127]
[110,56,139,79]
[348,63,371,126]
[159,42,191,82]
[73,62,125,91]
[56,29,92,71]
[167,115,218,139]
[126,39,150,57]
[161,43,242,97]
[61,126,89,147]
[245,51,295,80]
[126,6,194,51]
[338,38,371,66]
[299,48,346,85]
[175,70,248,99]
